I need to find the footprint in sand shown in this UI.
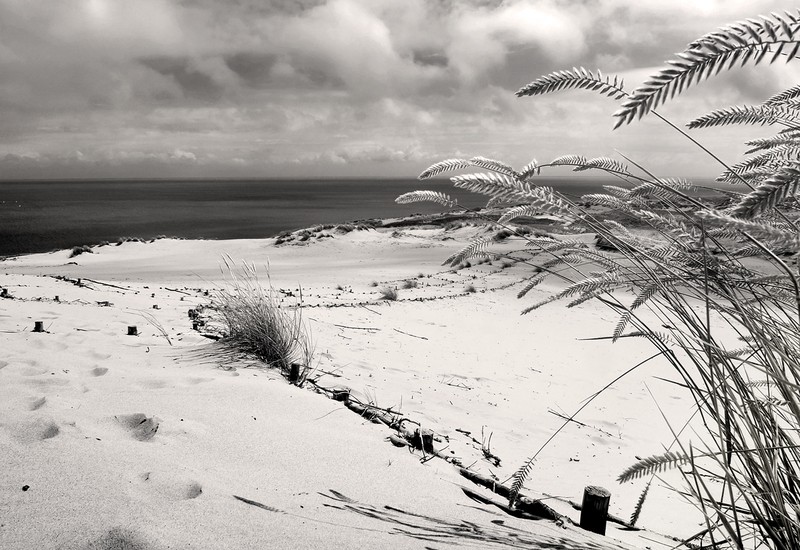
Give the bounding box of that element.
[20,366,49,377]
[27,396,47,411]
[185,377,213,385]
[82,526,152,550]
[24,377,70,388]
[8,418,60,442]
[138,379,167,390]
[138,471,203,501]
[88,351,112,361]
[114,413,160,441]
[90,367,108,377]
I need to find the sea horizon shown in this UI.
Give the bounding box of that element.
[0,176,717,258]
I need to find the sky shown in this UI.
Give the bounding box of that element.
[1,0,800,180]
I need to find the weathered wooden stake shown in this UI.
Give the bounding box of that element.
[33,321,44,333]
[331,388,350,402]
[192,321,199,331]
[580,486,611,535]
[127,325,138,336]
[288,363,301,384]
[410,428,435,454]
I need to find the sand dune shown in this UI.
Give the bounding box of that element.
[0,225,695,549]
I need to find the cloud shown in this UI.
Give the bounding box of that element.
[1,0,798,179]
[446,1,587,84]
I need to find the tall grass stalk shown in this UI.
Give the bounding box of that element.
[398,10,800,548]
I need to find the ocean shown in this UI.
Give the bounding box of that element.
[0,177,622,257]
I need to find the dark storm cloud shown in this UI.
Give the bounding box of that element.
[140,56,225,101]
[411,51,449,68]
[224,52,279,87]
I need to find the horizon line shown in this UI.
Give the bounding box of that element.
[0,174,714,183]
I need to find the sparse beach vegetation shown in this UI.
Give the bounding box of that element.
[69,245,93,258]
[213,260,314,384]
[379,287,398,301]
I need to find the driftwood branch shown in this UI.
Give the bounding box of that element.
[82,278,130,291]
[566,498,639,531]
[393,328,428,340]
[233,495,284,513]
[164,286,191,295]
[333,323,380,331]
[458,468,571,526]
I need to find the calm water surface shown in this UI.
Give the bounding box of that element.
[0,177,614,257]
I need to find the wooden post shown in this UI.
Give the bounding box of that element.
[580,486,611,535]
[288,363,301,384]
[33,321,44,333]
[192,321,199,331]
[54,296,59,302]
[127,326,138,336]
[331,389,350,402]
[410,428,435,453]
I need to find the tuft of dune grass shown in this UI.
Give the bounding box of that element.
[379,287,398,301]
[213,259,314,382]
[69,245,93,258]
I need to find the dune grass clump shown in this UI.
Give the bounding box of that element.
[397,10,800,548]
[213,260,313,383]
[69,244,93,258]
[493,229,512,241]
[402,279,418,289]
[379,287,398,301]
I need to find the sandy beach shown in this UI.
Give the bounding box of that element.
[0,220,701,549]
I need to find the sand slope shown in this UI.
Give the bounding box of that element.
[1,227,695,548]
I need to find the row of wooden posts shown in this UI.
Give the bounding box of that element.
[32,321,139,335]
[31,307,204,335]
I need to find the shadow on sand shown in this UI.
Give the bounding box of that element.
[319,489,626,550]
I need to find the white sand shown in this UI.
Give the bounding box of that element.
[0,226,700,549]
